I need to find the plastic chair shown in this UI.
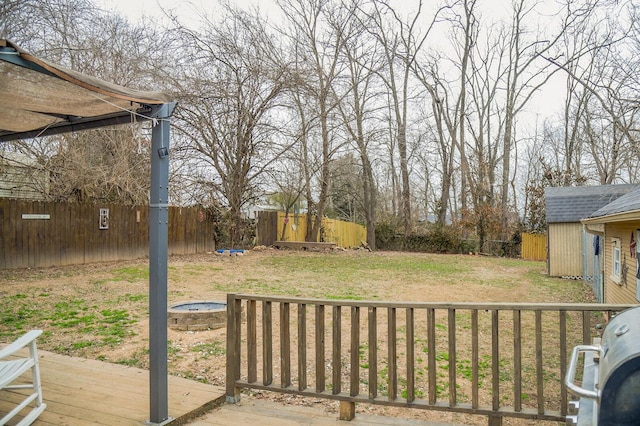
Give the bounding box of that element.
[0,330,46,426]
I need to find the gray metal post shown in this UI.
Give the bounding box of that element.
[147,102,176,426]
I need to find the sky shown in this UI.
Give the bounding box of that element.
[96,0,274,24]
[97,0,567,122]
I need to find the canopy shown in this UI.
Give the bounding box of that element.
[0,39,175,425]
[0,39,172,141]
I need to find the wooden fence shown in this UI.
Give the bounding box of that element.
[0,198,215,269]
[256,211,367,248]
[521,233,547,261]
[226,294,633,425]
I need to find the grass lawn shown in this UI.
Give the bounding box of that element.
[0,250,596,425]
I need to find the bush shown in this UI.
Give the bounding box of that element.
[375,222,464,254]
[374,221,400,249]
[405,225,463,253]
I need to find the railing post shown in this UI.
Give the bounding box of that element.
[488,414,503,426]
[339,401,355,421]
[226,293,241,403]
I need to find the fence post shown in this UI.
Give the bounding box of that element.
[226,293,241,403]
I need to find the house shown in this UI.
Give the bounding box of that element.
[0,151,48,200]
[545,184,638,281]
[582,186,640,304]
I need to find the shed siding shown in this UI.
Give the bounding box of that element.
[548,223,583,277]
[604,223,639,304]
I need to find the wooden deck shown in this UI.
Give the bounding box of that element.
[1,350,225,425]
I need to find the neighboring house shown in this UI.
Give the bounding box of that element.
[0,152,48,200]
[582,186,640,304]
[545,185,638,281]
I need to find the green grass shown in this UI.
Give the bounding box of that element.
[0,250,593,382]
[190,341,225,359]
[263,253,466,277]
[0,290,141,351]
[111,266,148,282]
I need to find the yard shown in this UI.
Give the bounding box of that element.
[0,249,596,424]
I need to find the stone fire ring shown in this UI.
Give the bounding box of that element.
[167,300,227,331]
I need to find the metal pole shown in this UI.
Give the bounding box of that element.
[147,102,176,426]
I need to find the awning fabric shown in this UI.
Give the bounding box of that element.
[0,39,172,141]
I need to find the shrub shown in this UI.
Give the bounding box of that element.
[375,221,464,254]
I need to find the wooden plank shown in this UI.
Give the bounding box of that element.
[536,310,544,414]
[492,310,499,411]
[247,299,257,383]
[471,309,479,409]
[513,310,522,412]
[350,306,360,397]
[23,199,33,268]
[559,310,568,416]
[368,306,377,400]
[388,307,397,401]
[0,350,225,426]
[225,294,241,402]
[50,202,61,267]
[263,301,273,386]
[315,304,325,393]
[582,311,590,345]
[280,302,291,388]
[406,307,415,403]
[0,198,10,268]
[427,308,436,405]
[0,198,5,269]
[298,303,307,391]
[332,305,341,395]
[71,202,85,266]
[0,200,213,270]
[339,400,355,421]
[448,308,456,407]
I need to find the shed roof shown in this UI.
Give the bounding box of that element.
[0,39,171,141]
[545,184,638,223]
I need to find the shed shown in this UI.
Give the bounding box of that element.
[545,184,637,278]
[0,39,176,425]
[582,186,640,304]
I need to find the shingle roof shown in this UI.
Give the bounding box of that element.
[588,186,640,218]
[545,184,639,223]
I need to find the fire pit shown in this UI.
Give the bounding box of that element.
[167,301,227,331]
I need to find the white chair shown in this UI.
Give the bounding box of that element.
[0,330,46,426]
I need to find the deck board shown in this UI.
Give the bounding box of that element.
[0,350,225,425]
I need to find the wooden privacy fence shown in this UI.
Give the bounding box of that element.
[226,294,634,425]
[521,233,546,261]
[256,211,367,248]
[0,198,216,269]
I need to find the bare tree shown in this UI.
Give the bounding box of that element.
[412,0,476,228]
[358,0,446,235]
[2,0,166,204]
[333,0,380,248]
[171,6,290,246]
[277,0,346,243]
[496,0,570,239]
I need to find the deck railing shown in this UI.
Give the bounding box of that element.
[225,293,634,425]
